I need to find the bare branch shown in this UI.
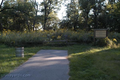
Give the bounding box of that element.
[0,0,4,8]
[0,7,14,12]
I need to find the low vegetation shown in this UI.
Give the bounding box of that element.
[0,29,120,47]
[0,29,93,46]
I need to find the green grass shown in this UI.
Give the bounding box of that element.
[1,44,120,80]
[0,44,41,78]
[68,45,120,80]
[0,44,68,78]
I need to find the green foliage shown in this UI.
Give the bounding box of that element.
[78,31,93,43]
[40,0,61,30]
[108,32,120,43]
[0,29,93,46]
[95,37,117,48]
[65,0,80,30]
[0,29,120,47]
[1,0,120,32]
[0,0,41,31]
[0,30,48,47]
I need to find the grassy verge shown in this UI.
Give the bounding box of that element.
[1,44,120,80]
[0,44,40,78]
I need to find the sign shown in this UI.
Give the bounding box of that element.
[94,29,108,38]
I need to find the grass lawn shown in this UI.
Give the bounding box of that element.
[0,44,120,80]
[68,45,120,80]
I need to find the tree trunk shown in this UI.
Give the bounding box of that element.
[0,0,4,31]
[0,0,4,8]
[85,11,89,31]
[26,17,30,32]
[33,20,35,31]
[94,12,98,29]
[32,0,38,31]
[27,21,30,32]
[43,3,47,30]
[0,23,3,31]
[43,0,51,31]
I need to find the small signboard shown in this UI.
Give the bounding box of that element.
[94,29,108,45]
[94,29,108,38]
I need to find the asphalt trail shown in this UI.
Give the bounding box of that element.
[0,50,69,80]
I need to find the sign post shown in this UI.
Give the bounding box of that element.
[94,29,108,44]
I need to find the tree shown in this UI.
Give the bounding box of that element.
[78,0,96,30]
[0,0,37,31]
[0,0,12,31]
[31,0,39,31]
[109,1,120,32]
[40,0,62,30]
[66,0,80,30]
[47,11,60,30]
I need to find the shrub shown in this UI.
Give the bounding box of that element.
[95,37,117,48]
[0,29,120,47]
[78,32,93,43]
[108,32,120,43]
[0,30,48,47]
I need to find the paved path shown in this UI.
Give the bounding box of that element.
[0,50,69,80]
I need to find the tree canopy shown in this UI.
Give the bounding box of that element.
[0,0,120,32]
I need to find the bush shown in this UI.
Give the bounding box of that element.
[0,29,120,47]
[108,32,120,43]
[78,32,93,43]
[95,37,117,48]
[0,30,48,47]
